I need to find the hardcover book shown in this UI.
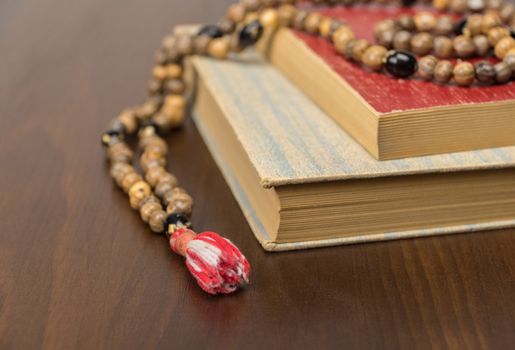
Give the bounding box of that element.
[259,6,515,160]
[191,51,515,251]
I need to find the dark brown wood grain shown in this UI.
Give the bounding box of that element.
[0,1,514,349]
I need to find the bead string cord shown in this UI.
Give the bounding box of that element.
[102,0,515,295]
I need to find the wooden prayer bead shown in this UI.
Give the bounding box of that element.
[327,21,344,39]
[261,0,278,8]
[149,209,167,233]
[154,50,167,66]
[148,78,163,95]
[164,95,186,110]
[145,167,167,187]
[129,181,152,210]
[488,27,510,46]
[139,134,167,150]
[475,61,496,83]
[418,55,438,80]
[344,39,356,60]
[218,19,235,34]
[470,0,486,11]
[122,172,143,193]
[227,3,246,23]
[453,35,476,58]
[481,13,502,34]
[167,201,193,216]
[465,14,483,36]
[260,8,280,30]
[414,11,436,32]
[278,4,296,27]
[292,10,308,30]
[494,37,515,58]
[453,61,475,86]
[410,32,433,55]
[163,187,186,206]
[110,162,134,181]
[434,15,454,35]
[304,12,322,35]
[164,188,193,215]
[503,53,515,71]
[486,0,503,9]
[376,30,395,49]
[397,15,415,31]
[155,173,178,191]
[152,65,167,81]
[135,100,159,120]
[162,35,176,51]
[163,48,181,64]
[140,201,162,223]
[151,114,172,134]
[167,197,193,216]
[107,142,133,163]
[164,79,186,95]
[140,151,166,172]
[332,27,355,54]
[351,39,370,62]
[362,45,388,71]
[140,195,160,207]
[193,35,213,55]
[319,17,333,38]
[449,0,468,12]
[434,60,453,83]
[242,0,260,11]
[160,106,185,128]
[434,36,454,58]
[207,38,230,59]
[473,35,490,56]
[164,64,182,79]
[494,62,512,83]
[433,0,449,10]
[500,3,515,22]
[118,110,138,134]
[155,178,178,198]
[393,31,412,51]
[175,35,194,56]
[144,140,168,156]
[373,19,397,39]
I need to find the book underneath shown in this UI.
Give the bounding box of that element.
[191,51,515,252]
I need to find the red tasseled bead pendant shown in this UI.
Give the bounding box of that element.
[170,228,250,295]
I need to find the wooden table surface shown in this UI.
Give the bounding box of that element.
[1,1,515,349]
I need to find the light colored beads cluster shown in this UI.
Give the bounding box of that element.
[253,1,514,86]
[374,12,515,58]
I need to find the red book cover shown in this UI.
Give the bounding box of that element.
[293,6,515,114]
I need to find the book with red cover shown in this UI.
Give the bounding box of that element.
[262,6,515,160]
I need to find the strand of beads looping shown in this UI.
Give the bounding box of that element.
[102,0,515,295]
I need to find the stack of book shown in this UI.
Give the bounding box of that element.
[186,7,515,251]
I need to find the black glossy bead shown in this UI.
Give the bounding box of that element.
[385,50,418,78]
[238,20,264,49]
[454,17,467,35]
[197,25,224,38]
[164,213,192,237]
[510,28,515,39]
[401,0,417,6]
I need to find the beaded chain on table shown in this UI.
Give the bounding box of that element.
[102,0,515,295]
